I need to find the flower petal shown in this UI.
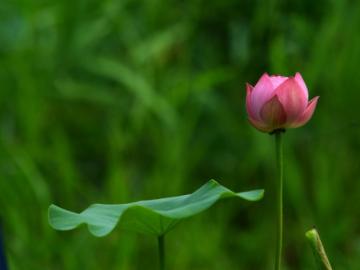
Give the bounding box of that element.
[289,96,319,128]
[248,117,272,133]
[295,72,309,100]
[250,73,276,120]
[269,75,288,89]
[274,77,308,123]
[246,83,257,120]
[260,95,287,129]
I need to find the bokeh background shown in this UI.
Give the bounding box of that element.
[1,0,360,269]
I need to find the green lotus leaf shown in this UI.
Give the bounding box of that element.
[48,180,264,237]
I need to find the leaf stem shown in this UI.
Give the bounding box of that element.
[158,235,165,270]
[274,131,283,270]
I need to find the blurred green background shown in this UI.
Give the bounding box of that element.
[1,0,360,269]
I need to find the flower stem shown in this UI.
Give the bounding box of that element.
[158,235,165,270]
[274,131,283,270]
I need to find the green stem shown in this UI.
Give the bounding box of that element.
[306,228,333,270]
[158,235,165,270]
[274,131,283,270]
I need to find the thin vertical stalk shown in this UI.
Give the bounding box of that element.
[306,228,333,270]
[158,235,165,270]
[274,131,283,270]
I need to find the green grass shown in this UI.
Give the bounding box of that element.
[1,0,360,269]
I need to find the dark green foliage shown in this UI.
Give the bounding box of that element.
[1,0,360,269]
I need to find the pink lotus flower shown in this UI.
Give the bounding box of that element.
[246,73,319,133]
